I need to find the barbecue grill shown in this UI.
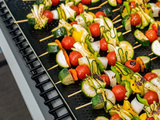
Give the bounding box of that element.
[0,0,159,120]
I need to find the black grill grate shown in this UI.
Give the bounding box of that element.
[0,1,75,120]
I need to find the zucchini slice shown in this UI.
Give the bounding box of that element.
[51,26,67,39]
[81,79,96,97]
[151,40,160,56]
[151,77,160,90]
[151,69,160,78]
[119,41,134,60]
[122,15,131,31]
[94,116,109,120]
[58,68,74,85]
[92,93,105,109]
[134,29,150,46]
[108,0,117,7]
[47,42,59,53]
[139,56,151,69]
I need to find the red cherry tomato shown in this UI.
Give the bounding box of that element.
[78,3,84,14]
[110,114,122,120]
[81,0,91,4]
[145,29,158,43]
[106,51,117,66]
[156,2,160,14]
[144,91,159,105]
[95,11,106,18]
[69,51,83,66]
[61,36,75,50]
[70,6,80,16]
[100,38,108,51]
[116,0,122,4]
[129,1,136,9]
[76,65,91,79]
[125,60,140,72]
[100,74,110,87]
[43,10,53,23]
[112,85,126,101]
[89,23,100,37]
[146,117,155,120]
[144,72,158,81]
[70,21,77,26]
[130,13,141,26]
[152,24,157,33]
[51,0,60,6]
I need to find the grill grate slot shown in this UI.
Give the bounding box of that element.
[0,1,75,119]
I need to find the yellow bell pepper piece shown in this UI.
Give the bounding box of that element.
[139,113,147,120]
[123,100,138,116]
[127,79,141,93]
[72,31,83,42]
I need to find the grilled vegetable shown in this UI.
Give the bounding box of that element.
[139,56,151,70]
[122,15,131,31]
[58,68,75,85]
[94,116,109,120]
[47,42,59,53]
[56,50,69,68]
[92,93,105,109]
[151,69,160,78]
[108,0,117,7]
[134,29,150,46]
[51,26,67,39]
[151,40,160,56]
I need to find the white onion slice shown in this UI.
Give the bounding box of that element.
[105,89,116,104]
[75,15,85,28]
[51,10,59,19]
[97,57,108,69]
[151,77,160,89]
[90,41,100,53]
[104,70,116,87]
[131,97,144,114]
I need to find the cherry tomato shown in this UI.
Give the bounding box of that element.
[95,11,106,18]
[144,91,159,105]
[112,85,126,101]
[100,38,108,51]
[125,60,140,72]
[106,51,117,66]
[110,114,122,120]
[152,24,157,33]
[69,51,82,66]
[156,2,160,14]
[145,29,158,43]
[70,21,77,26]
[70,6,79,16]
[78,3,84,14]
[117,0,122,4]
[43,10,53,23]
[144,72,158,81]
[129,1,136,9]
[146,117,155,120]
[89,23,101,37]
[51,0,60,6]
[76,65,91,79]
[61,36,75,50]
[100,74,110,87]
[130,13,141,26]
[81,0,91,4]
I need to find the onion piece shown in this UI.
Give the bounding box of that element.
[151,77,160,89]
[51,10,59,19]
[131,97,144,114]
[97,57,108,69]
[75,15,85,28]
[105,89,116,104]
[90,41,100,53]
[149,3,160,17]
[104,70,116,87]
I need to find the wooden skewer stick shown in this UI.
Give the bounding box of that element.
[113,19,122,24]
[112,8,120,13]
[68,90,82,98]
[151,56,158,61]
[40,35,53,42]
[55,81,61,85]
[76,101,92,110]
[14,19,28,24]
[89,1,108,10]
[133,44,142,49]
[112,15,120,22]
[122,29,131,35]
[47,64,58,71]
[116,25,123,30]
[149,53,154,56]
[38,52,48,58]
